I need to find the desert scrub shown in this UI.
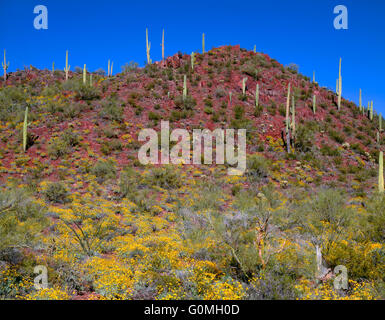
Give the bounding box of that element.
[99,100,123,122]
[246,154,271,183]
[42,181,70,204]
[174,95,196,110]
[145,165,182,189]
[47,130,80,159]
[0,187,48,251]
[91,158,116,183]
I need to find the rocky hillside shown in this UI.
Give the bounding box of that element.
[0,45,384,300]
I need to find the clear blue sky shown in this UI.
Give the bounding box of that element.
[0,0,384,113]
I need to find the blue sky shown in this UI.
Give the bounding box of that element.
[0,0,384,113]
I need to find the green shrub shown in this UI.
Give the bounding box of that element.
[145,166,182,189]
[43,182,70,204]
[91,159,116,183]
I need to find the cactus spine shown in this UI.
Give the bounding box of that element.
[313,94,316,114]
[64,50,70,81]
[183,75,187,101]
[2,49,9,81]
[202,33,205,54]
[191,52,195,71]
[379,151,384,193]
[83,64,87,84]
[162,29,165,61]
[23,107,28,152]
[337,58,342,111]
[146,28,151,65]
[242,77,247,96]
[255,83,259,108]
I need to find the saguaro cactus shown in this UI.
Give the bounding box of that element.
[229,91,232,107]
[64,50,70,81]
[313,94,316,114]
[23,107,28,152]
[162,29,165,61]
[285,83,291,153]
[313,71,316,83]
[359,89,362,112]
[242,77,247,96]
[202,33,205,54]
[108,60,114,77]
[337,58,342,111]
[291,95,296,140]
[146,28,151,65]
[191,52,195,71]
[379,151,384,193]
[2,49,9,81]
[370,101,374,121]
[380,113,383,132]
[255,83,259,108]
[83,64,87,84]
[183,75,187,100]
[254,45,256,53]
[52,62,55,73]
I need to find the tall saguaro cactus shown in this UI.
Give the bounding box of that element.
[380,113,383,132]
[2,49,9,81]
[291,95,296,140]
[183,75,187,101]
[255,83,259,108]
[52,62,55,73]
[313,94,316,114]
[64,50,70,81]
[313,71,316,83]
[379,151,384,193]
[146,28,151,65]
[285,83,291,153]
[83,64,87,84]
[370,101,374,121]
[338,58,342,111]
[202,33,205,54]
[162,29,165,61]
[191,52,195,71]
[108,60,114,77]
[242,77,247,96]
[359,89,362,112]
[23,107,28,152]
